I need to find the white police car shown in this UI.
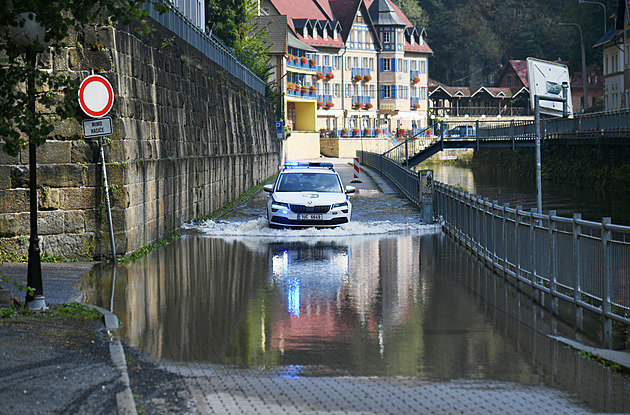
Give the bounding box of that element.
[263,162,355,228]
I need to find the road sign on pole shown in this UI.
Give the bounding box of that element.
[78,74,114,118]
[82,117,113,138]
[276,120,283,139]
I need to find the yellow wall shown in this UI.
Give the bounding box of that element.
[293,100,317,131]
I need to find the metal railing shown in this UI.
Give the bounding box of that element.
[359,150,630,347]
[382,122,439,164]
[144,1,266,95]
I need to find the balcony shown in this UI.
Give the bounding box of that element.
[287,58,317,72]
[317,94,333,103]
[287,89,317,99]
[351,68,371,78]
[317,65,333,74]
[352,96,372,106]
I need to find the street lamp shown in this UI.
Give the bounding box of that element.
[578,0,607,34]
[559,22,588,112]
[10,13,50,310]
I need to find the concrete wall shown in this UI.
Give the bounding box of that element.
[320,137,394,158]
[0,20,280,260]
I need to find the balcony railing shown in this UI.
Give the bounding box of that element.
[287,89,317,99]
[351,68,371,78]
[317,94,333,103]
[287,59,317,71]
[429,106,532,117]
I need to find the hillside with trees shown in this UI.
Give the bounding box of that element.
[393,0,618,86]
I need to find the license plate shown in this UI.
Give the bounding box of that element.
[298,214,323,220]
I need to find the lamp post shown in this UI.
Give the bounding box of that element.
[578,0,607,34]
[10,13,50,310]
[559,22,588,112]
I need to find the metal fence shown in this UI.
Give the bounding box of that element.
[360,150,630,347]
[144,1,266,95]
[476,107,630,140]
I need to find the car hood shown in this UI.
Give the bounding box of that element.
[272,192,348,205]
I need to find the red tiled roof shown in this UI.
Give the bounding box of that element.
[272,0,331,21]
[405,41,432,54]
[296,32,344,48]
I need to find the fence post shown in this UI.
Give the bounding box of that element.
[572,213,583,331]
[602,217,612,348]
[511,119,515,150]
[530,208,538,299]
[503,203,510,278]
[492,200,498,269]
[548,210,558,315]
[515,206,523,284]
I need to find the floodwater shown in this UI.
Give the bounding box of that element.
[81,171,630,413]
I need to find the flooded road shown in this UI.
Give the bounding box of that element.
[81,170,630,413]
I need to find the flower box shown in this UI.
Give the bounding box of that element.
[300,56,308,64]
[341,128,348,135]
[286,82,295,92]
[309,86,317,93]
[325,72,334,80]
[363,74,372,82]
[316,72,325,80]
[325,101,334,108]
[353,74,363,82]
[397,128,407,136]
[412,103,420,109]
[317,100,325,109]
[412,76,420,84]
[364,128,371,135]
[309,58,317,66]
[365,102,373,110]
[352,128,360,135]
[355,102,363,109]
[375,128,382,134]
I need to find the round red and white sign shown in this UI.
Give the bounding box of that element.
[78,74,114,118]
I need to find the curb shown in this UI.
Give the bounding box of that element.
[87,304,137,415]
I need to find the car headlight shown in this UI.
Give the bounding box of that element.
[271,200,289,208]
[332,201,348,208]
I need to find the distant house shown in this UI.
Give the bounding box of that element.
[594,27,624,111]
[571,63,604,113]
[259,0,433,141]
[428,60,531,119]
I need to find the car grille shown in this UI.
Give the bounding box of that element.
[289,204,331,213]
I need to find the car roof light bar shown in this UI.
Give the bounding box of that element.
[283,162,334,169]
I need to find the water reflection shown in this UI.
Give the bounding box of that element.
[80,227,630,412]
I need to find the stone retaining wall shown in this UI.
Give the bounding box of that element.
[0,19,280,260]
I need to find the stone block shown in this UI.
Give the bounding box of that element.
[39,187,60,210]
[64,211,86,234]
[71,141,99,164]
[27,141,73,165]
[52,117,82,140]
[0,214,18,237]
[60,188,97,210]
[38,211,65,235]
[38,164,84,188]
[0,189,29,213]
[0,290,15,308]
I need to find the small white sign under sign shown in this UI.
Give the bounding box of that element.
[82,117,113,138]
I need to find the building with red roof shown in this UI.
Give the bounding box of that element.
[259,0,432,157]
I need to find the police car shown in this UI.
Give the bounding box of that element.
[263,162,355,228]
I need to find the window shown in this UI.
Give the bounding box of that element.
[370,58,374,71]
[382,85,391,98]
[334,83,339,97]
[383,32,390,43]
[346,84,350,97]
[261,6,270,15]
[382,58,391,71]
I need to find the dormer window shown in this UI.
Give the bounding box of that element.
[334,29,338,40]
[323,28,328,39]
[410,35,415,45]
[419,35,423,46]
[313,27,317,39]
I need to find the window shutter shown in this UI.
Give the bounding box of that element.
[380,58,384,72]
[380,85,385,99]
[391,86,396,99]
[391,58,396,72]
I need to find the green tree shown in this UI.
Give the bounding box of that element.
[0,0,167,156]
[391,0,429,28]
[206,0,242,49]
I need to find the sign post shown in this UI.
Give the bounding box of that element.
[79,74,116,260]
[276,120,284,139]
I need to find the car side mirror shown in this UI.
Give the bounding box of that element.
[345,185,356,194]
[263,184,274,193]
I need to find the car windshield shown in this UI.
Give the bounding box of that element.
[276,172,342,193]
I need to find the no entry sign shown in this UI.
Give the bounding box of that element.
[78,74,114,118]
